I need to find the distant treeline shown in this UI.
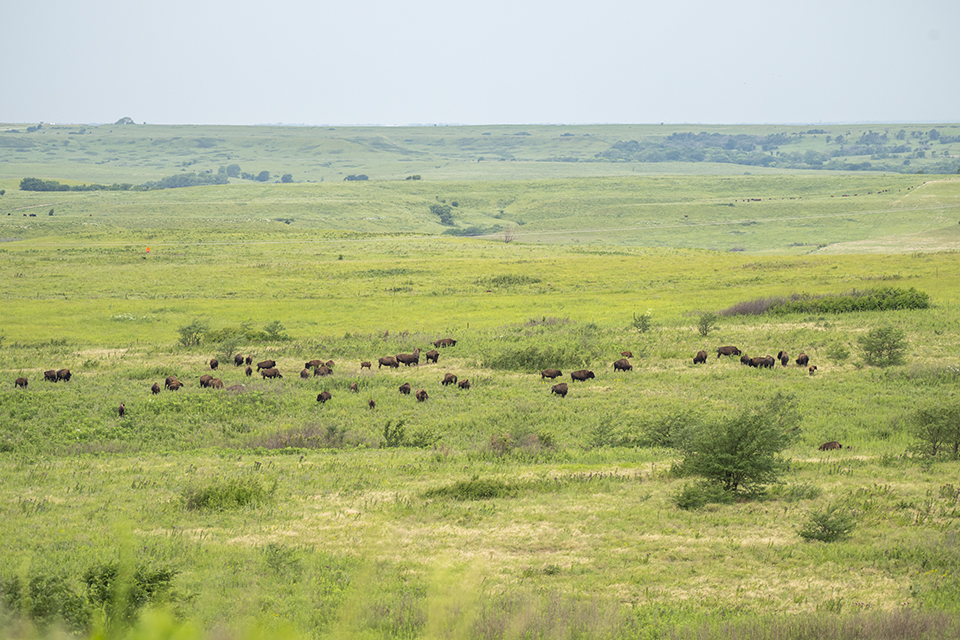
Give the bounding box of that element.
[720,287,931,316]
[20,173,228,192]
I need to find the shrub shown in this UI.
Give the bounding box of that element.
[858,324,907,367]
[631,310,653,333]
[673,481,736,510]
[182,475,274,511]
[909,402,960,458]
[83,562,178,627]
[176,317,209,347]
[798,505,856,542]
[0,572,89,632]
[696,312,718,337]
[423,477,515,501]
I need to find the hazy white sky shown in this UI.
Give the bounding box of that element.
[4,0,958,126]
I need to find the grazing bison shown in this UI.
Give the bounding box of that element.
[300,368,311,379]
[613,359,633,372]
[210,378,223,389]
[442,373,458,386]
[164,376,180,389]
[425,350,440,364]
[717,346,742,358]
[256,360,276,371]
[809,365,818,375]
[540,369,562,380]
[368,398,376,409]
[433,338,457,348]
[796,353,810,366]
[458,379,470,390]
[399,382,412,395]
[15,377,28,389]
[151,382,161,395]
[234,354,245,367]
[167,380,183,391]
[740,354,751,366]
[199,374,214,388]
[325,360,335,368]
[818,441,842,451]
[749,356,776,369]
[379,356,400,369]
[260,367,283,379]
[620,350,633,358]
[245,356,253,366]
[551,382,568,397]
[245,366,253,377]
[350,382,359,393]
[56,369,71,382]
[44,370,59,382]
[314,365,332,377]
[118,403,125,418]
[397,348,421,366]
[416,389,428,402]
[571,369,595,382]
[360,361,372,370]
[777,351,790,367]
[317,391,332,403]
[209,358,219,370]
[305,359,324,369]
[693,350,708,364]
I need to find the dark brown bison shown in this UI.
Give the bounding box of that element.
[399,382,412,395]
[164,376,180,389]
[151,382,161,395]
[350,382,359,393]
[210,378,223,389]
[368,398,376,409]
[796,353,810,366]
[167,380,183,391]
[56,369,71,382]
[740,354,751,366]
[416,389,428,402]
[818,441,842,451]
[693,350,708,364]
[717,346,742,358]
[15,377,28,389]
[118,403,125,418]
[749,356,776,369]
[199,374,214,388]
[245,356,253,366]
[458,379,470,390]
[379,356,400,369]
[209,358,219,370]
[317,391,332,403]
[809,365,818,375]
[777,351,790,367]
[551,382,568,397]
[325,360,335,368]
[360,361,372,370]
[571,369,595,382]
[300,368,311,379]
[442,373,458,386]
[234,354,245,367]
[397,348,421,366]
[256,360,276,371]
[44,370,58,382]
[620,350,633,358]
[245,366,253,377]
[540,369,562,380]
[260,367,283,379]
[613,359,633,372]
[425,350,440,364]
[433,338,457,348]
[314,365,332,377]
[305,359,324,369]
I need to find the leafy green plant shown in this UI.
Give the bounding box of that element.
[176,317,209,348]
[383,420,407,448]
[909,402,960,458]
[182,475,274,511]
[631,310,653,333]
[697,312,718,337]
[83,562,179,628]
[798,504,856,542]
[423,477,515,500]
[673,481,736,510]
[858,324,907,367]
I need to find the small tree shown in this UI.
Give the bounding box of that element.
[697,312,718,337]
[910,402,960,458]
[225,164,241,178]
[501,224,518,243]
[798,505,856,542]
[632,309,653,333]
[255,171,270,182]
[176,318,209,347]
[280,174,293,183]
[262,320,289,342]
[858,324,907,367]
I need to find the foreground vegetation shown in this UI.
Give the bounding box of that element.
[2,125,960,638]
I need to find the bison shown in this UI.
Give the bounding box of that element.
[613,359,633,372]
[350,382,359,393]
[314,365,332,377]
[693,350,708,364]
[571,369,595,382]
[300,368,311,379]
[260,367,283,379]
[620,350,633,358]
[777,351,790,367]
[151,382,161,395]
[379,356,400,369]
[245,366,253,377]
[199,374,214,388]
[256,360,276,371]
[118,403,125,418]
[44,370,58,382]
[305,359,324,369]
[540,369,562,380]
[317,391,332,403]
[416,389,428,402]
[397,348,421,366]
[15,377,28,389]
[234,354,245,367]
[442,373,458,386]
[368,398,376,409]
[209,358,219,370]
[809,365,818,375]
[164,375,180,389]
[433,338,456,348]
[796,353,810,366]
[717,346,742,358]
[458,379,470,390]
[399,382,412,395]
[749,356,776,368]
[425,350,440,364]
[360,361,372,370]
[818,441,842,451]
[56,369,71,382]
[325,360,335,368]
[210,378,223,389]
[551,382,568,397]
[245,356,253,366]
[740,354,751,366]
[167,380,183,391]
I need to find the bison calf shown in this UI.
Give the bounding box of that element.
[360,361,372,370]
[416,389,429,402]
[442,373,458,386]
[151,382,161,394]
[551,382,568,397]
[399,382,412,395]
[317,391,332,403]
[368,398,376,409]
[300,368,311,379]
[118,403,125,418]
[620,350,633,358]
[693,350,708,364]
[458,379,470,390]
[245,366,253,377]
[350,382,359,393]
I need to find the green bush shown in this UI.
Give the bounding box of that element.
[909,402,960,458]
[798,505,856,542]
[182,475,275,511]
[83,562,178,627]
[424,477,515,501]
[0,572,90,632]
[858,324,908,367]
[673,481,737,510]
[697,312,718,337]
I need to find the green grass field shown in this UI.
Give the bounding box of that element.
[2,124,960,639]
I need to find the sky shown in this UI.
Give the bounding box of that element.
[3,0,958,126]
